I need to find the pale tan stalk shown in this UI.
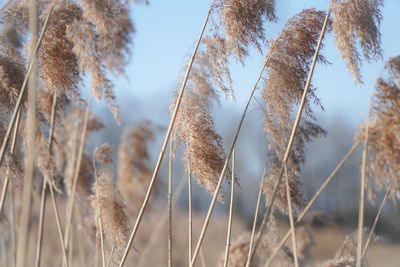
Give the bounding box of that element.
[362,189,389,258]
[136,175,186,267]
[93,159,106,267]
[119,2,216,265]
[188,153,193,264]
[35,93,59,267]
[9,186,16,267]
[16,1,37,266]
[0,108,21,214]
[245,166,267,266]
[64,94,93,248]
[223,148,235,267]
[106,245,116,267]
[48,174,68,267]
[357,103,372,267]
[265,139,361,266]
[35,177,47,267]
[191,22,279,267]
[168,139,172,267]
[0,2,55,167]
[249,5,332,263]
[284,163,298,267]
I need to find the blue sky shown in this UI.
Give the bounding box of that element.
[0,0,398,128]
[114,0,400,128]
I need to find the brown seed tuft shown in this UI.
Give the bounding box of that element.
[332,0,383,83]
[261,9,328,213]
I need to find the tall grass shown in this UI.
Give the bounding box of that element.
[0,0,398,266]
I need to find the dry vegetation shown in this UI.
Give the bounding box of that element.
[0,0,398,267]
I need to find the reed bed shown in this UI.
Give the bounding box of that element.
[0,0,398,266]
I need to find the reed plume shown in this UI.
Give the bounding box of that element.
[213,0,276,62]
[366,56,400,202]
[38,1,81,101]
[203,0,276,97]
[173,52,229,200]
[332,0,383,83]
[117,121,154,217]
[320,256,356,267]
[218,220,292,266]
[91,169,131,266]
[94,142,113,164]
[261,8,328,213]
[327,228,376,267]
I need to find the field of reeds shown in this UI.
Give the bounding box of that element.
[0,0,399,266]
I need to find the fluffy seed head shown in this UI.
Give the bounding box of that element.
[261,9,328,213]
[332,0,383,83]
[366,56,400,201]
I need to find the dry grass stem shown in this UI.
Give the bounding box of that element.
[284,163,299,267]
[362,189,389,258]
[223,148,235,267]
[16,1,37,266]
[119,3,215,265]
[265,139,361,266]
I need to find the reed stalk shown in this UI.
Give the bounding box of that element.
[357,107,372,267]
[248,5,332,263]
[284,163,299,267]
[168,138,173,267]
[16,1,37,266]
[264,139,361,266]
[223,148,235,267]
[191,24,279,267]
[362,189,390,258]
[118,2,216,265]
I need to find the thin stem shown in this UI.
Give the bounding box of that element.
[188,154,193,264]
[16,0,37,265]
[357,110,371,267]
[0,106,22,215]
[64,94,93,248]
[35,92,58,267]
[106,245,116,267]
[264,139,361,266]
[223,148,235,267]
[93,159,106,267]
[168,138,173,267]
[191,22,280,267]
[0,2,54,168]
[48,175,69,267]
[362,189,390,258]
[118,2,216,266]
[9,186,16,267]
[249,5,332,262]
[35,180,47,267]
[284,163,299,267]
[136,175,186,267]
[245,168,266,266]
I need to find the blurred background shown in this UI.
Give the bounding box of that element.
[84,0,400,265]
[0,0,397,265]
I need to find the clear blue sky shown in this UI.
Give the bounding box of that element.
[0,0,399,127]
[114,0,400,127]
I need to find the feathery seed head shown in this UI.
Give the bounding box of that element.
[332,0,383,83]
